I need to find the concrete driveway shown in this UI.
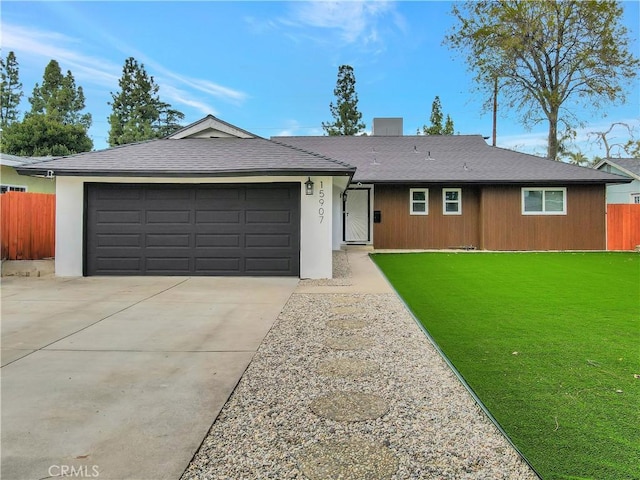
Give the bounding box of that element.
[1,276,298,480]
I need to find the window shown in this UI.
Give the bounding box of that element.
[410,188,428,215]
[0,185,27,194]
[443,188,462,215]
[522,187,566,215]
[631,193,640,204]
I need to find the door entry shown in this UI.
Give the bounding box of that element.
[343,188,370,243]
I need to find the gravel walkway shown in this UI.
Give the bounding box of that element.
[181,251,538,479]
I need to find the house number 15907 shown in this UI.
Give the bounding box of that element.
[318,181,325,223]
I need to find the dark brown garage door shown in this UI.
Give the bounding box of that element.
[85,183,300,276]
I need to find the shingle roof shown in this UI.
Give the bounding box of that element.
[16,137,356,178]
[272,135,630,185]
[1,153,57,167]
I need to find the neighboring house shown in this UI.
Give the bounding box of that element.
[16,115,629,279]
[1,153,56,194]
[274,118,630,252]
[593,158,640,204]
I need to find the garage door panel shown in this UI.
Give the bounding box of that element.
[86,183,299,276]
[96,211,142,224]
[245,257,292,274]
[146,188,193,201]
[195,210,241,224]
[246,187,293,201]
[245,234,291,248]
[195,257,241,273]
[145,234,191,248]
[196,234,240,247]
[146,210,191,224]
[146,257,192,273]
[96,257,142,273]
[95,187,142,200]
[246,210,291,224]
[196,188,241,201]
[96,234,142,248]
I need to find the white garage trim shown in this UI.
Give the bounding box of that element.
[55,175,336,279]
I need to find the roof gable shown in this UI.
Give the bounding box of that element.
[594,158,640,181]
[167,115,257,139]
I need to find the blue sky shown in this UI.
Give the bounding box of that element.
[2,1,639,158]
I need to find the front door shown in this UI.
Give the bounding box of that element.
[343,188,370,243]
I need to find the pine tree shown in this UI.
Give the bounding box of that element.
[2,59,92,155]
[421,96,455,135]
[29,60,92,129]
[0,51,23,128]
[108,57,184,146]
[322,65,365,136]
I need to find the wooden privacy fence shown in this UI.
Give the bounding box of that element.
[607,204,640,251]
[1,192,55,260]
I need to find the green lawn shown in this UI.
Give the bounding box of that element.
[372,252,639,480]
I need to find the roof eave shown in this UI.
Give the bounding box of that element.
[16,167,356,178]
[356,178,632,185]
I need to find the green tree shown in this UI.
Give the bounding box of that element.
[154,101,185,138]
[446,0,639,160]
[29,60,91,129]
[322,65,365,136]
[420,96,455,135]
[2,59,92,155]
[1,114,92,156]
[0,51,23,128]
[108,57,184,146]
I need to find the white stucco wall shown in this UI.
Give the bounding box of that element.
[55,175,340,279]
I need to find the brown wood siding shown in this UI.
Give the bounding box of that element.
[372,184,606,250]
[479,185,606,250]
[373,185,480,249]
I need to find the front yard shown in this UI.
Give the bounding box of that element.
[372,252,639,480]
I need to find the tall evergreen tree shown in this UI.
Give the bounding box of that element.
[108,57,184,146]
[2,58,92,156]
[322,65,365,136]
[29,60,91,129]
[420,96,455,135]
[0,51,23,128]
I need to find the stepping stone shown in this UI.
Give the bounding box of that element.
[326,319,366,330]
[324,336,373,350]
[317,358,380,378]
[298,439,398,480]
[310,391,389,422]
[331,306,359,315]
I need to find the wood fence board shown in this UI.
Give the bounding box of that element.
[607,204,640,250]
[0,192,56,260]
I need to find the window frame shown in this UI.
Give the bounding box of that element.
[442,188,462,215]
[521,187,567,215]
[631,193,640,204]
[409,188,429,215]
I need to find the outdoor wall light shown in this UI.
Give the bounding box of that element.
[305,177,314,195]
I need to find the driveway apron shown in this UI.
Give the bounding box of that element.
[1,276,298,480]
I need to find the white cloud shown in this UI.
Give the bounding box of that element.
[1,24,120,87]
[159,85,217,116]
[267,1,400,51]
[1,22,248,116]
